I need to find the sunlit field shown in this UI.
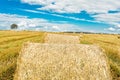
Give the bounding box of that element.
[80,34,120,80]
[0,31,45,80]
[0,31,120,80]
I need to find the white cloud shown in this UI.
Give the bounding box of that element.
[21,0,120,14]
[0,13,81,32]
[108,27,116,31]
[21,0,120,32]
[117,25,120,28]
[52,26,60,30]
[93,13,120,23]
[92,12,120,31]
[0,13,47,30]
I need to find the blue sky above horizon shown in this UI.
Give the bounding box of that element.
[0,0,120,33]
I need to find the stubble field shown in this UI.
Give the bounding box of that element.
[0,31,45,80]
[0,31,120,80]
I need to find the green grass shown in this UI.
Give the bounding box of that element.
[0,30,45,80]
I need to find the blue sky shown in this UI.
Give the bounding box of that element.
[0,0,120,33]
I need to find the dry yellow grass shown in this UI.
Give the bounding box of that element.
[79,34,120,80]
[0,31,45,80]
[14,34,112,80]
[45,33,80,44]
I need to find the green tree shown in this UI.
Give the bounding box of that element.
[11,24,18,29]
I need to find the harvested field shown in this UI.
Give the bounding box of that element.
[0,31,45,80]
[80,34,120,80]
[45,34,80,44]
[14,34,112,80]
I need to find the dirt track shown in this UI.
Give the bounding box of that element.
[14,34,112,80]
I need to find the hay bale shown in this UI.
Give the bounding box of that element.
[45,34,80,44]
[14,43,112,80]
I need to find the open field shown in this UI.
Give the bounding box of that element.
[45,34,80,44]
[0,31,120,80]
[0,31,45,80]
[50,33,120,80]
[14,33,111,80]
[80,34,120,80]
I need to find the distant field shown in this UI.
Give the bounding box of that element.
[0,31,120,80]
[0,31,45,80]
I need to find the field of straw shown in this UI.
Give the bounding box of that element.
[45,34,80,44]
[0,31,119,80]
[14,34,111,80]
[80,34,120,80]
[0,31,45,80]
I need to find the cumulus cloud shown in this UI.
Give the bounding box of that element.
[92,12,120,31]
[52,26,60,30]
[21,0,120,32]
[21,0,120,14]
[117,24,120,28]
[0,13,47,30]
[0,13,81,32]
[93,13,120,26]
[93,13,120,22]
[107,27,116,31]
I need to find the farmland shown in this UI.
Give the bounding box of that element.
[80,34,120,80]
[14,33,111,80]
[0,31,120,80]
[0,31,45,80]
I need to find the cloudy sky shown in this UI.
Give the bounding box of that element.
[0,0,120,33]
